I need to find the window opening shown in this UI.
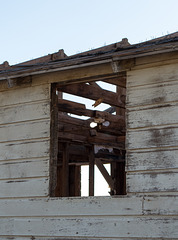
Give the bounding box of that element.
[50,73,126,197]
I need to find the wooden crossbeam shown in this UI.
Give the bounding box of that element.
[57,82,125,108]
[58,132,125,148]
[95,159,114,190]
[58,144,125,164]
[58,113,91,127]
[62,142,69,197]
[95,111,125,125]
[88,81,101,89]
[58,99,93,117]
[103,77,126,88]
[88,145,95,196]
[58,121,124,137]
[58,99,125,126]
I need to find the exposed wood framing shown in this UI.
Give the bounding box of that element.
[57,82,125,108]
[49,83,58,197]
[88,145,95,196]
[95,158,114,190]
[53,75,126,197]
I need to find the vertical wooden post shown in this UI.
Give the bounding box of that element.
[116,86,126,117]
[69,165,81,197]
[62,142,69,197]
[49,83,58,197]
[88,145,95,196]
[114,86,126,195]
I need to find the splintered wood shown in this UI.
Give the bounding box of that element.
[53,76,126,197]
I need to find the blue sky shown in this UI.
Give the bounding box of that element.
[0,0,177,65]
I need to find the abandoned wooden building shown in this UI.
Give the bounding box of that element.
[0,32,178,239]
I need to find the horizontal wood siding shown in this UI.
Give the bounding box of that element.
[127,148,178,171]
[0,195,177,239]
[127,62,178,87]
[1,60,178,239]
[127,126,178,150]
[0,84,50,199]
[127,171,178,193]
[0,119,50,143]
[0,196,142,217]
[0,84,50,107]
[127,62,178,194]
[127,102,178,129]
[0,178,49,198]
[0,215,177,238]
[127,80,178,107]
[0,158,49,179]
[0,101,50,125]
[0,238,177,240]
[0,139,49,161]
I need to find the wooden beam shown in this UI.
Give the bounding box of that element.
[58,113,91,127]
[88,81,101,89]
[103,76,126,88]
[116,86,126,116]
[69,165,81,196]
[58,99,93,117]
[95,159,114,190]
[49,83,58,197]
[58,99,125,126]
[57,82,125,108]
[88,145,95,196]
[58,132,125,148]
[104,106,116,114]
[95,110,125,125]
[62,142,69,197]
[58,121,124,136]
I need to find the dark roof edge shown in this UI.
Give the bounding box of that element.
[0,31,178,80]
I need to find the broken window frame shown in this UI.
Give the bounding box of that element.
[50,73,126,197]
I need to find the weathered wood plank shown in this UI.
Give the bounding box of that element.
[0,196,142,217]
[0,139,49,161]
[103,76,126,87]
[95,158,114,190]
[0,158,49,180]
[0,101,50,125]
[58,100,125,125]
[49,83,59,197]
[32,62,114,85]
[127,171,178,193]
[127,102,178,129]
[134,51,178,69]
[143,195,178,215]
[127,62,178,87]
[127,126,178,150]
[58,132,125,148]
[126,148,178,171]
[127,81,178,107]
[0,120,50,143]
[88,145,95,196]
[0,216,177,238]
[0,177,49,198]
[0,237,177,240]
[57,82,125,108]
[58,99,93,117]
[0,84,50,107]
[62,143,69,197]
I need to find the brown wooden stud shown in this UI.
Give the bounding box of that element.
[69,165,81,196]
[95,158,114,190]
[49,83,59,197]
[57,82,125,108]
[88,145,95,196]
[62,142,69,197]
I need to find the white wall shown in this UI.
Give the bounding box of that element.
[126,62,178,195]
[0,62,178,239]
